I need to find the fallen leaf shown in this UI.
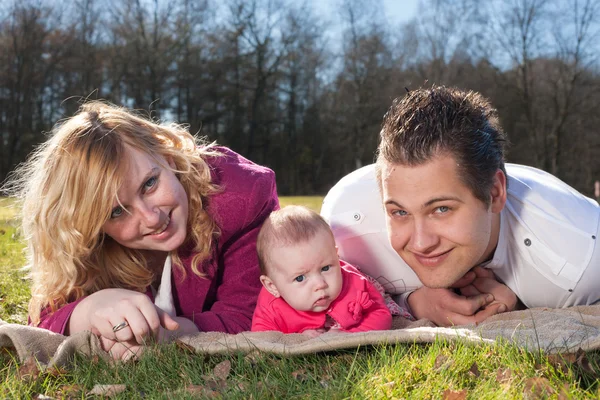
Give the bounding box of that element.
[213,360,231,380]
[575,348,597,375]
[205,379,226,391]
[524,377,554,399]
[292,369,309,382]
[495,368,512,383]
[45,366,68,377]
[468,362,480,378]
[442,389,467,400]
[18,357,40,380]
[87,384,126,397]
[57,384,82,397]
[183,385,220,398]
[175,339,196,354]
[0,229,5,235]
[434,354,448,370]
[319,379,330,389]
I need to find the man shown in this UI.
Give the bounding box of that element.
[321,86,600,327]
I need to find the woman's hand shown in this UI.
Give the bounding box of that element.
[69,288,180,346]
[407,269,514,326]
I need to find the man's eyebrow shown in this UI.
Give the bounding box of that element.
[423,196,463,207]
[385,197,463,209]
[138,167,160,192]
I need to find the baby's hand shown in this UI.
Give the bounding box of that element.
[302,328,326,338]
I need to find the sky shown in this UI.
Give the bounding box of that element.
[383,0,419,25]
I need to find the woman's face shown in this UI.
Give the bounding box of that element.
[102,145,189,252]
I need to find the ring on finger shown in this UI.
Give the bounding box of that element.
[112,321,129,333]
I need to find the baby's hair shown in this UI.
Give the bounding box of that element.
[257,205,333,275]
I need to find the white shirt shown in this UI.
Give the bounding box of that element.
[321,163,600,308]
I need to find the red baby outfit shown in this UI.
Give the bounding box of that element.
[251,261,392,333]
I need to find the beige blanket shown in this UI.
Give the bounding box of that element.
[2,305,600,368]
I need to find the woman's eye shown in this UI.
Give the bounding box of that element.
[294,275,305,283]
[110,206,124,219]
[143,176,158,191]
[322,265,330,272]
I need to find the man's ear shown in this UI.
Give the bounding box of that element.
[260,275,281,298]
[490,169,507,213]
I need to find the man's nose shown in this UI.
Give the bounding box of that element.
[409,219,439,253]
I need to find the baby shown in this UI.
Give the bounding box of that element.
[251,205,392,336]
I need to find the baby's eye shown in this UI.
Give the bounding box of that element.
[143,176,158,191]
[110,206,124,219]
[294,275,305,283]
[321,265,330,272]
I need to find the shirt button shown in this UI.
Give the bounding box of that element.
[524,238,532,246]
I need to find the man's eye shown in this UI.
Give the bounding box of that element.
[110,206,124,219]
[322,265,330,272]
[144,176,158,191]
[391,209,408,217]
[436,206,450,213]
[294,275,305,283]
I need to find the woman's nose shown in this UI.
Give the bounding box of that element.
[137,201,161,227]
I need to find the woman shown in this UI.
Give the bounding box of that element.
[6,102,279,360]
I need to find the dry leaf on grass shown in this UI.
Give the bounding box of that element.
[87,384,126,397]
[468,362,480,378]
[45,366,68,377]
[18,357,40,380]
[434,354,449,370]
[184,385,219,398]
[442,389,467,400]
[495,367,512,383]
[292,369,309,382]
[213,360,232,380]
[175,340,196,354]
[57,384,82,398]
[524,377,554,399]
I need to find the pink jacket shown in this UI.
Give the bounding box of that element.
[251,262,392,333]
[36,147,279,335]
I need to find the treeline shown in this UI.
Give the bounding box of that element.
[1,0,599,196]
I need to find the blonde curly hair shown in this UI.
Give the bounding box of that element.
[8,101,221,325]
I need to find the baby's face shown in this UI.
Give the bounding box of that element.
[264,229,343,312]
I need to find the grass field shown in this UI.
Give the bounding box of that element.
[1,197,599,399]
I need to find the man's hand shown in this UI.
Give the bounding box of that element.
[459,267,518,311]
[407,286,506,327]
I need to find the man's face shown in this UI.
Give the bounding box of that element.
[380,153,505,288]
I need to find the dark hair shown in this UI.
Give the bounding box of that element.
[376,86,508,205]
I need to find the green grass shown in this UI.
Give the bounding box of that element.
[279,196,324,213]
[1,196,600,398]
